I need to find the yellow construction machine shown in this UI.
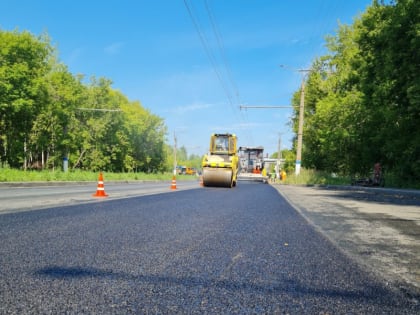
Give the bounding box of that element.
[201,133,239,187]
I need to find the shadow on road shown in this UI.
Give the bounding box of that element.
[34,265,413,307]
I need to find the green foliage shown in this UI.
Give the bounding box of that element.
[0,30,53,168]
[0,168,175,182]
[269,149,295,173]
[291,0,419,185]
[0,29,168,173]
[175,146,203,170]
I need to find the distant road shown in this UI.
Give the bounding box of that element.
[0,182,418,314]
[0,180,200,213]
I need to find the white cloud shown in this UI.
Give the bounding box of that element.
[104,42,124,55]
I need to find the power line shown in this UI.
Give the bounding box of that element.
[204,0,241,106]
[183,0,236,113]
[77,108,122,112]
[184,0,256,146]
[240,105,292,109]
[201,0,254,145]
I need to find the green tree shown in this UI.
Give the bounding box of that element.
[29,64,86,170]
[0,30,53,168]
[120,98,166,173]
[356,0,420,181]
[291,0,419,184]
[1,29,169,174]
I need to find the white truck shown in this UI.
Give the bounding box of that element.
[237,146,268,183]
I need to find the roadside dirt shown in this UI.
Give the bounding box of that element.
[273,184,420,299]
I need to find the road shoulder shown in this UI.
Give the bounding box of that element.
[272,184,420,300]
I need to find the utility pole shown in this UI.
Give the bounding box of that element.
[295,77,305,175]
[295,69,311,175]
[277,134,282,180]
[173,131,177,176]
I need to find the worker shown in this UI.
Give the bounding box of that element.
[281,170,286,181]
[216,137,228,151]
[270,172,276,183]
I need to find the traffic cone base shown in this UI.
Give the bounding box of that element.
[93,172,108,197]
[171,175,177,190]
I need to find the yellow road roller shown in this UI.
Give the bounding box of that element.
[201,133,239,187]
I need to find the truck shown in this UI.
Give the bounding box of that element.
[237,146,268,183]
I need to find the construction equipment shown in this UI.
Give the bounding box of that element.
[237,146,269,183]
[201,133,239,187]
[177,166,197,175]
[185,167,197,175]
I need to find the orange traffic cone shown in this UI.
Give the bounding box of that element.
[93,172,108,197]
[171,175,177,190]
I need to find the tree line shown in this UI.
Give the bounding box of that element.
[0,30,169,173]
[2,0,418,185]
[291,0,419,185]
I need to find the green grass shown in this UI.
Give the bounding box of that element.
[279,168,352,186]
[0,168,198,182]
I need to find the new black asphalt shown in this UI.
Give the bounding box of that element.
[0,183,418,314]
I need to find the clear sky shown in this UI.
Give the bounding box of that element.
[1,0,373,157]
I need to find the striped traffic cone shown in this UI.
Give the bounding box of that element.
[93,172,108,197]
[171,175,177,190]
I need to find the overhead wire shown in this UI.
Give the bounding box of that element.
[183,0,236,114]
[184,0,254,144]
[204,0,240,106]
[203,0,254,145]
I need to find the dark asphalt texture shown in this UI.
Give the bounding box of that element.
[0,183,418,314]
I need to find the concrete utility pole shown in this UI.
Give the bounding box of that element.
[295,69,311,175]
[173,131,177,176]
[295,77,305,175]
[277,134,282,179]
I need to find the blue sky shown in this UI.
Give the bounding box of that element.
[1,0,373,157]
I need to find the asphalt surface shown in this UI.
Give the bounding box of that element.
[0,183,419,314]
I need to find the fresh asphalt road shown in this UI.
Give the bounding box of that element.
[1,182,419,314]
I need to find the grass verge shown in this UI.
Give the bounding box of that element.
[0,169,197,182]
